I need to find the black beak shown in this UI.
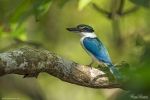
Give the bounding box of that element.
[66,27,80,32]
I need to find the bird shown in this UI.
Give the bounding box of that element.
[66,24,122,79]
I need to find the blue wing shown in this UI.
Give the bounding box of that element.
[83,37,122,79]
[83,37,111,63]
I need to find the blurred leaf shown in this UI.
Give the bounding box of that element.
[78,0,91,10]
[34,0,52,21]
[129,0,150,8]
[11,23,26,41]
[10,0,32,41]
[57,0,69,7]
[136,34,145,46]
[16,9,33,29]
[10,0,32,23]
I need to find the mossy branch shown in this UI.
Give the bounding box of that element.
[0,48,140,90]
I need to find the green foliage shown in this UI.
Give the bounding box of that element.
[130,0,150,8]
[78,0,92,10]
[56,0,69,7]
[9,0,31,40]
[34,0,52,21]
[10,0,32,23]
[0,0,150,100]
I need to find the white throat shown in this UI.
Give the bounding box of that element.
[78,32,97,38]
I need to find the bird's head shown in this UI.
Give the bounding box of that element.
[66,24,96,38]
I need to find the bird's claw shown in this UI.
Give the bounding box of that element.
[87,64,92,69]
[98,65,102,68]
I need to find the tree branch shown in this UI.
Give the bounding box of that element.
[0,48,139,90]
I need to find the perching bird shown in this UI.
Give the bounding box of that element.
[66,24,122,79]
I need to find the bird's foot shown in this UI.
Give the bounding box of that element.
[98,65,102,68]
[98,65,104,70]
[87,64,92,69]
[87,61,94,69]
[90,66,92,69]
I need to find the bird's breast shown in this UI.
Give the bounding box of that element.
[80,37,104,65]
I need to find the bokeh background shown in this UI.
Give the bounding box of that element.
[0,0,150,100]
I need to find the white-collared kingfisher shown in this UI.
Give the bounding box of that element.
[66,24,122,79]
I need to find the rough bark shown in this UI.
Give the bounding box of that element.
[0,48,136,90]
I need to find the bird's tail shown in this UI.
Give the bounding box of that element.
[106,63,122,79]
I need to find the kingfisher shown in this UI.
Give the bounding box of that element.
[66,24,122,79]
